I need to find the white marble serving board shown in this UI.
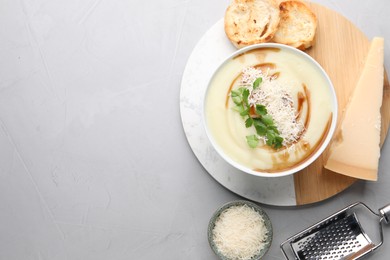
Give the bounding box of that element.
[179,19,298,206]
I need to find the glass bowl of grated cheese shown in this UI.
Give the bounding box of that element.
[203,43,338,177]
[208,200,273,260]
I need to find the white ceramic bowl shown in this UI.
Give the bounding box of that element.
[203,43,338,177]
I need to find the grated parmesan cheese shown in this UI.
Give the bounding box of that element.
[212,204,268,260]
[241,67,304,147]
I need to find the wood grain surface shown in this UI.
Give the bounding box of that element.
[293,3,390,205]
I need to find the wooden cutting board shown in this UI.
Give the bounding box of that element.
[293,3,390,205]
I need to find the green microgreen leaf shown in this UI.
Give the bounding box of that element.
[266,131,275,144]
[230,89,240,97]
[232,96,242,105]
[268,125,279,134]
[255,104,267,116]
[240,108,250,117]
[274,136,284,149]
[262,114,274,126]
[245,117,253,128]
[253,119,267,136]
[246,135,259,148]
[232,104,245,114]
[253,77,262,90]
[237,87,246,95]
[242,88,250,106]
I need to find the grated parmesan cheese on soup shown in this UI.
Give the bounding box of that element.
[242,67,305,147]
[212,204,269,260]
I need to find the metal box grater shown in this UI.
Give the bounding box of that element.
[281,202,390,259]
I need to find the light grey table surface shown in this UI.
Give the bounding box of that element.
[0,0,389,259]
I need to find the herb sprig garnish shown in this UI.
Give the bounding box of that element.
[231,77,283,149]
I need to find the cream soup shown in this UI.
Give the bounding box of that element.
[204,47,335,173]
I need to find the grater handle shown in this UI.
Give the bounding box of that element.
[379,204,390,224]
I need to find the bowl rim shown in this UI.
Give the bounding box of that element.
[207,199,273,260]
[202,42,338,178]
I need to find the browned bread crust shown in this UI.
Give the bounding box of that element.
[271,1,317,50]
[224,0,280,49]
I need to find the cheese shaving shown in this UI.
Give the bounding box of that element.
[242,67,304,147]
[212,204,268,260]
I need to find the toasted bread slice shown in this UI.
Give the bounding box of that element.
[224,0,280,49]
[272,0,317,50]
